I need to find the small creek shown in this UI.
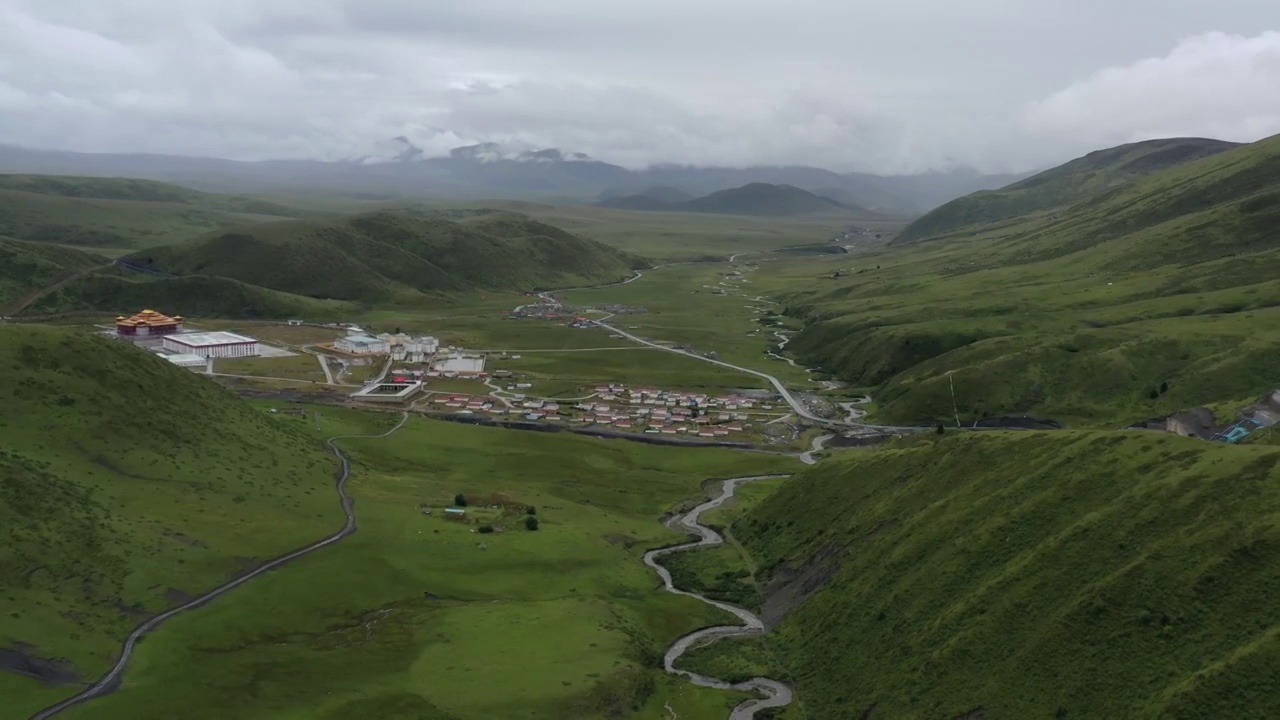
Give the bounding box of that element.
[644,475,795,719]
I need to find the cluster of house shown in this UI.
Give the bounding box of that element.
[334,328,440,360]
[425,383,767,438]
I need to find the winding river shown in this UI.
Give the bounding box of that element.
[644,475,796,719]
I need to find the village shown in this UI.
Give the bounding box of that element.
[423,383,774,439]
[106,308,779,442]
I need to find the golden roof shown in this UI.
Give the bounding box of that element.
[116,308,183,327]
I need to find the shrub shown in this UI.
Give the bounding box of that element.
[478,525,494,534]
[454,493,467,507]
[525,516,540,531]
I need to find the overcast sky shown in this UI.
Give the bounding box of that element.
[2,0,1280,174]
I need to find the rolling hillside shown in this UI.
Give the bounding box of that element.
[779,133,1280,426]
[732,431,1280,719]
[21,271,358,320]
[0,174,335,252]
[597,186,696,210]
[0,236,108,313]
[598,183,863,217]
[0,325,339,715]
[121,210,647,303]
[895,138,1239,243]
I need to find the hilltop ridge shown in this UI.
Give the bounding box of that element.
[896,137,1240,243]
[599,182,871,217]
[120,209,648,303]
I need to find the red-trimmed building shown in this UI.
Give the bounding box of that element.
[116,309,183,337]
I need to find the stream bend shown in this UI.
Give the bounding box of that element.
[643,475,795,719]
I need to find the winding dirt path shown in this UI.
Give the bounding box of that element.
[28,412,413,720]
[644,475,796,719]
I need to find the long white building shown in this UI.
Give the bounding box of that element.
[162,331,259,359]
[335,334,389,355]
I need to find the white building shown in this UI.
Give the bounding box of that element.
[159,352,207,368]
[336,334,389,355]
[163,332,259,359]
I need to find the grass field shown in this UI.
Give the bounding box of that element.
[729,430,1280,719]
[442,201,871,262]
[42,409,798,719]
[215,353,329,384]
[558,262,818,387]
[1,326,341,719]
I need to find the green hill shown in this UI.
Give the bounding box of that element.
[683,183,854,216]
[597,186,696,210]
[597,183,865,217]
[781,133,1280,426]
[19,270,357,320]
[0,325,339,713]
[896,138,1239,243]
[0,236,108,313]
[729,431,1280,719]
[122,210,648,303]
[0,174,333,252]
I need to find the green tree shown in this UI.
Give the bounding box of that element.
[454,493,467,507]
[526,505,537,516]
[525,516,540,531]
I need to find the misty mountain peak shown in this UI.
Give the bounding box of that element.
[346,136,426,165]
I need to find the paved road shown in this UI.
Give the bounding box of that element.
[645,475,796,719]
[595,318,919,433]
[28,412,413,720]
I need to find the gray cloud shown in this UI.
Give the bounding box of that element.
[1,0,1279,173]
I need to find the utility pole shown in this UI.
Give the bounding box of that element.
[948,371,961,428]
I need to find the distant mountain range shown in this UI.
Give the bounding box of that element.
[600,183,868,216]
[0,139,1033,214]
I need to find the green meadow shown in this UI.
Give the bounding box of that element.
[45,408,797,719]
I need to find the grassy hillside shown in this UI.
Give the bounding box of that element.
[0,325,339,714]
[33,410,796,720]
[897,138,1238,243]
[684,183,852,216]
[123,210,647,303]
[730,431,1280,719]
[0,236,108,312]
[598,186,696,210]
[597,183,865,217]
[450,200,873,262]
[20,270,358,320]
[0,174,342,253]
[774,133,1280,426]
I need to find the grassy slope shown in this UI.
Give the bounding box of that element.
[0,326,340,717]
[440,200,872,262]
[681,183,858,216]
[21,269,359,321]
[0,236,108,311]
[123,210,647,303]
[56,410,798,720]
[0,174,334,253]
[896,138,1239,243]
[734,431,1280,720]
[777,134,1280,426]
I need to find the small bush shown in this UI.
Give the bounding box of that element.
[525,516,540,531]
[478,525,494,534]
[454,493,467,507]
